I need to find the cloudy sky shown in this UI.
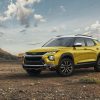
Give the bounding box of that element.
[0,0,100,54]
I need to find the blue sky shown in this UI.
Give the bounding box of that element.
[0,0,100,54]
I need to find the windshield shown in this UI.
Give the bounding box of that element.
[43,37,74,47]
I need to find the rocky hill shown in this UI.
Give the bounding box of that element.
[0,48,18,61]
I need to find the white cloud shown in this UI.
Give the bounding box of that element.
[51,25,66,33]
[0,1,17,21]
[51,27,59,32]
[16,1,33,27]
[90,21,100,30]
[60,5,66,12]
[85,21,100,31]
[84,26,90,31]
[0,32,4,37]
[17,0,41,6]
[74,28,81,33]
[34,14,43,20]
[20,29,26,33]
[0,0,44,28]
[83,21,100,38]
[5,2,17,18]
[34,14,46,27]
[0,22,7,28]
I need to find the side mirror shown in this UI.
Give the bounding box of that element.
[73,43,82,47]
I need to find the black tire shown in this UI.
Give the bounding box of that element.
[56,58,74,76]
[94,57,100,72]
[26,69,41,76]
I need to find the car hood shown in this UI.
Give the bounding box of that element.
[27,47,72,53]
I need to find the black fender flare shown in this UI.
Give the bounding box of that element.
[58,53,74,65]
[97,53,100,61]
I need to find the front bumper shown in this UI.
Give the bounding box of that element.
[23,64,47,69]
[23,64,57,70]
[23,54,58,70]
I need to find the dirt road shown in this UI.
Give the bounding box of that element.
[0,62,100,100]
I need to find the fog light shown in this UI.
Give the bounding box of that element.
[48,55,55,61]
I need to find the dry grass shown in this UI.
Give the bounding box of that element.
[79,78,100,84]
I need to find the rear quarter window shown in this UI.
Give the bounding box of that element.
[85,38,95,46]
[74,37,85,46]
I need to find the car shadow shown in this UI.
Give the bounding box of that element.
[0,68,96,80]
[74,68,95,76]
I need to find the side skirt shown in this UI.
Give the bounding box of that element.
[75,61,96,68]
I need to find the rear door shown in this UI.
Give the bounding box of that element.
[84,38,97,62]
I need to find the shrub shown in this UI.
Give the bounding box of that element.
[79,78,100,84]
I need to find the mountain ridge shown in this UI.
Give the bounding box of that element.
[0,48,18,61]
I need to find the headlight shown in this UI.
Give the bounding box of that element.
[48,55,55,61]
[24,53,27,57]
[49,51,56,54]
[46,51,58,55]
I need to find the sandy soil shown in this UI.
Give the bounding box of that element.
[0,62,100,100]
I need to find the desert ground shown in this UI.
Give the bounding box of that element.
[0,62,100,100]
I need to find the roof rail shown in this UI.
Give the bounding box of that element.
[75,34,92,37]
[56,35,63,37]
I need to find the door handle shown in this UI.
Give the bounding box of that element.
[96,48,99,50]
[84,48,87,50]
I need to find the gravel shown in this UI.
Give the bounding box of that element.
[0,62,100,100]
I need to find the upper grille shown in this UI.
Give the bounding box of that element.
[25,56,42,61]
[26,52,46,55]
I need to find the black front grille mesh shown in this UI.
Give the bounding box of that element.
[24,56,44,65]
[25,56,41,61]
[26,52,46,55]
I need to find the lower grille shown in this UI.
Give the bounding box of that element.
[24,56,44,65]
[24,60,44,65]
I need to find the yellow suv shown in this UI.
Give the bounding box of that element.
[23,35,100,76]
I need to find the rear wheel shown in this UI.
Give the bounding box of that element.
[94,57,100,72]
[26,69,41,76]
[56,58,74,76]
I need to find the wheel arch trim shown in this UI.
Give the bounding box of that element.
[97,53,100,60]
[59,53,74,64]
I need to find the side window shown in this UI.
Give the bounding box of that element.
[74,37,85,46]
[85,38,95,46]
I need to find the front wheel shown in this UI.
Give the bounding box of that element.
[56,58,74,76]
[94,57,100,72]
[25,69,41,76]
